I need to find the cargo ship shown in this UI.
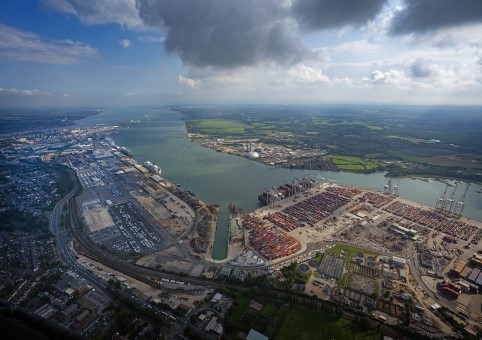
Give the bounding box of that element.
[119,146,133,157]
[144,161,162,175]
[258,177,315,206]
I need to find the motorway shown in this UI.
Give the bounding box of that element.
[49,172,108,293]
[49,169,172,320]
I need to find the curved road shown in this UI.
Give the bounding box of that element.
[49,172,108,293]
[49,169,160,314]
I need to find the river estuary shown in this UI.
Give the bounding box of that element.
[78,107,482,260]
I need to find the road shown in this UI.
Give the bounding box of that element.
[49,171,108,293]
[49,169,162,316]
[52,163,458,339]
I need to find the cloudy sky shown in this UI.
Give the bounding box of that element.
[1,0,482,107]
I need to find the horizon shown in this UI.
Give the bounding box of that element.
[1,0,482,107]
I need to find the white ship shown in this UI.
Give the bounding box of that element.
[144,161,162,175]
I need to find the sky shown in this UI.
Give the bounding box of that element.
[1,0,482,107]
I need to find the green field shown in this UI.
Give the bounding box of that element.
[312,119,383,131]
[179,105,482,182]
[228,297,380,340]
[328,155,382,171]
[328,244,377,259]
[327,244,378,272]
[188,119,249,135]
[386,135,425,143]
[277,304,380,340]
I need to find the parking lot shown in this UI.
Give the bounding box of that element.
[91,201,169,254]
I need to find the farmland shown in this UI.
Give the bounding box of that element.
[177,104,482,182]
[186,119,249,135]
[277,304,380,340]
[226,295,380,340]
[328,155,382,172]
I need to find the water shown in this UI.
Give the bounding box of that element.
[78,107,482,259]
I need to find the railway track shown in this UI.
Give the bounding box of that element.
[68,197,247,292]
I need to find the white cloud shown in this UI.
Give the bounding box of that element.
[286,63,329,84]
[0,86,51,96]
[123,92,135,96]
[119,39,131,48]
[178,75,201,89]
[363,69,410,86]
[63,93,72,97]
[41,0,144,29]
[0,24,99,64]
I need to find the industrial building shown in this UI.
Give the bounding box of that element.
[419,253,433,269]
[391,256,407,268]
[390,224,417,238]
[318,252,345,279]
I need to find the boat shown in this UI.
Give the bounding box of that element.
[144,161,162,175]
[257,177,315,205]
[119,146,133,157]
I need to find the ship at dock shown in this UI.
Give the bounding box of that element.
[258,177,316,206]
[118,146,133,157]
[144,161,162,175]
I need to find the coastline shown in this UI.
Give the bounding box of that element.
[186,134,482,185]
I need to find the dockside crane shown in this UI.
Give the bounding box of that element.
[435,184,449,210]
[384,177,393,194]
[443,183,458,214]
[454,183,471,216]
[283,181,294,196]
[293,178,302,194]
[392,178,401,196]
[268,187,281,207]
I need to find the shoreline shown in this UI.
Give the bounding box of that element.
[186,134,481,185]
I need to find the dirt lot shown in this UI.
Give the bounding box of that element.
[83,205,114,232]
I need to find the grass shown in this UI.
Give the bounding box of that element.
[230,292,250,321]
[258,129,275,136]
[260,302,278,318]
[313,253,323,263]
[189,119,249,135]
[388,150,452,167]
[301,270,313,282]
[336,273,347,287]
[229,296,380,340]
[277,304,380,340]
[386,135,424,143]
[328,155,382,171]
[327,244,378,272]
[328,244,377,258]
[312,119,383,131]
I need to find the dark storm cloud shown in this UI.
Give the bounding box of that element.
[410,59,439,78]
[292,0,386,30]
[136,0,311,68]
[390,0,482,35]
